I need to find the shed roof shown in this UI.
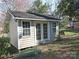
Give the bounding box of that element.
[10,11,61,20]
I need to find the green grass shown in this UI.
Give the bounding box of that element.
[60,29,79,36]
[64,32,78,36]
[13,29,79,59]
[14,38,79,59]
[14,48,39,59]
[64,31,78,36]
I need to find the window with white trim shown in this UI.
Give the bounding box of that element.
[43,24,48,39]
[36,24,41,40]
[51,22,56,33]
[52,22,56,28]
[22,21,30,36]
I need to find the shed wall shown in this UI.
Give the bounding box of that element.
[10,18,18,48]
[19,21,38,49]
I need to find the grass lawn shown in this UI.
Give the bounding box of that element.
[14,38,79,59]
[64,31,78,36]
[60,29,79,36]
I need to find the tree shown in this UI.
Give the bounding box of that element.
[57,0,76,18]
[75,0,79,17]
[30,0,48,13]
[2,0,33,12]
[3,12,11,33]
[57,0,79,20]
[56,0,79,29]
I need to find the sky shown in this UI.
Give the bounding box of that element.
[42,0,59,12]
[0,0,59,12]
[0,2,7,12]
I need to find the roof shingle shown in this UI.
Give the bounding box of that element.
[10,11,60,20]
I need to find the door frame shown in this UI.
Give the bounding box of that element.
[35,22,49,41]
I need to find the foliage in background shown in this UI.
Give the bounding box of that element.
[3,12,11,33]
[56,0,79,21]
[29,0,48,14]
[4,21,9,33]
[60,17,69,29]
[57,0,75,16]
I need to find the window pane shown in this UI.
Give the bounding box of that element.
[43,24,48,39]
[23,21,30,36]
[36,24,41,40]
[23,29,30,36]
[23,22,30,28]
[26,29,30,35]
[52,22,56,27]
[23,29,26,36]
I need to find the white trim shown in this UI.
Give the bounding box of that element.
[22,21,31,37]
[35,22,48,42]
[48,22,50,40]
[42,23,48,40]
[56,22,59,36]
[14,17,60,22]
[41,24,43,41]
[34,22,37,43]
[15,16,19,49]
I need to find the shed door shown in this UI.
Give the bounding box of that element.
[36,23,48,41]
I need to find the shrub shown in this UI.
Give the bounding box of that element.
[59,30,65,35]
[0,37,10,59]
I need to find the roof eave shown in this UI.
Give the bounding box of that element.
[14,17,60,22]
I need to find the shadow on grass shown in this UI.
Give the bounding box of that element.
[14,49,58,59]
[62,29,79,33]
[13,48,79,59]
[13,37,79,59]
[53,38,79,45]
[7,45,18,54]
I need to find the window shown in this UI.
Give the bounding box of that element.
[43,24,48,39]
[52,22,56,28]
[51,22,56,33]
[23,22,30,36]
[50,22,57,38]
[36,24,41,40]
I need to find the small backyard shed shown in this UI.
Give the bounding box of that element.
[9,11,60,49]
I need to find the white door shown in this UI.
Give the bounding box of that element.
[36,23,48,41]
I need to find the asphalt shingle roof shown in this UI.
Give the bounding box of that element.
[10,11,60,20]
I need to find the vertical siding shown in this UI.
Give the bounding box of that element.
[10,18,18,48]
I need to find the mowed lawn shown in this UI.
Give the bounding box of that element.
[61,29,79,36]
[14,38,79,59]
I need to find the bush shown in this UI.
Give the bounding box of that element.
[59,30,65,35]
[0,37,11,58]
